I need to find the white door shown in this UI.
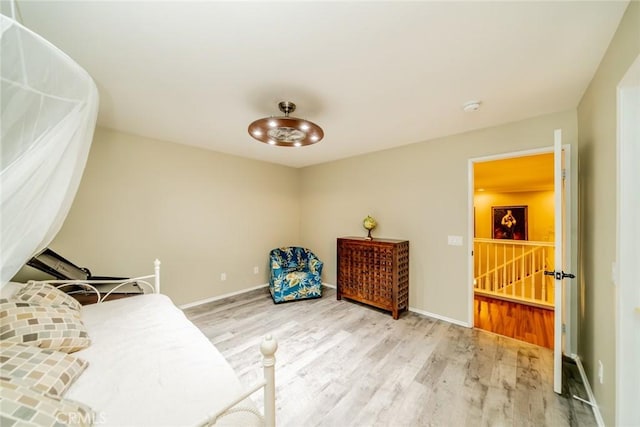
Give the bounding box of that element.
[616,54,640,426]
[551,129,573,394]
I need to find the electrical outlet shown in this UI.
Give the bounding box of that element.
[447,235,463,246]
[220,273,227,281]
[253,266,259,274]
[598,360,604,384]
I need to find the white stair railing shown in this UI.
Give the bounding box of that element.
[474,238,555,308]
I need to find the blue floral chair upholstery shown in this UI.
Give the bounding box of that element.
[269,247,323,303]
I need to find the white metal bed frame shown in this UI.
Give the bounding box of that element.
[31,259,277,427]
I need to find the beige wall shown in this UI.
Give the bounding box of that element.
[577,2,639,425]
[300,109,577,323]
[474,190,554,241]
[33,128,300,306]
[15,112,574,318]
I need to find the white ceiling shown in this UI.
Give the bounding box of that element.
[12,1,628,168]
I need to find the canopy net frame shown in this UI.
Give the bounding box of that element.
[1,5,98,284]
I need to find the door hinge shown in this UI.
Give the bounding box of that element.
[562,168,566,180]
[562,323,566,333]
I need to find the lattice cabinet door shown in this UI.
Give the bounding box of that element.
[337,237,409,319]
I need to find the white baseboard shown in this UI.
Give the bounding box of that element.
[572,355,605,427]
[323,282,469,327]
[183,282,467,329]
[182,282,335,309]
[179,283,269,309]
[409,306,472,328]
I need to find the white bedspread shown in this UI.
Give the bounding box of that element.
[66,294,259,427]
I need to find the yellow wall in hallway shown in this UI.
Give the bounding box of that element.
[474,191,554,242]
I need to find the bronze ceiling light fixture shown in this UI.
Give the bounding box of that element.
[248,101,324,147]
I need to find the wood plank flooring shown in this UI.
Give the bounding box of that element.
[184,287,595,427]
[474,294,555,349]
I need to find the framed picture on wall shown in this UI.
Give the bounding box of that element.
[492,206,528,240]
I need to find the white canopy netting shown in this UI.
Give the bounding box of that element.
[0,11,98,284]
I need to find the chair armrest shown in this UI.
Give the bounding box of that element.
[308,258,324,276]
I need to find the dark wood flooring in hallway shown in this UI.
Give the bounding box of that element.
[474,294,555,349]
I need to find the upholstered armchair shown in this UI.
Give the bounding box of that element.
[269,247,323,303]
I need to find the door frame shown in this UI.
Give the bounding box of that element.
[467,144,578,358]
[615,54,639,426]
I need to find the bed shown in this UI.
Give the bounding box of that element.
[0,260,277,427]
[1,10,278,426]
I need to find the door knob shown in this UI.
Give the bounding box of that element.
[544,270,575,280]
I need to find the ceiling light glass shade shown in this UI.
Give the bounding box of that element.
[248,101,324,147]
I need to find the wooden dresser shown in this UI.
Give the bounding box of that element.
[336,237,409,319]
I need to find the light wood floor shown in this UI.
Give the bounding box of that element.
[474,295,555,349]
[184,287,595,427]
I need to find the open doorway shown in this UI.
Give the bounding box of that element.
[471,152,555,349]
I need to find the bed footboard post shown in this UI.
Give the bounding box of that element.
[154,259,161,294]
[260,335,277,427]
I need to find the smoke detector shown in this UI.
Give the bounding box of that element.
[463,101,481,112]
